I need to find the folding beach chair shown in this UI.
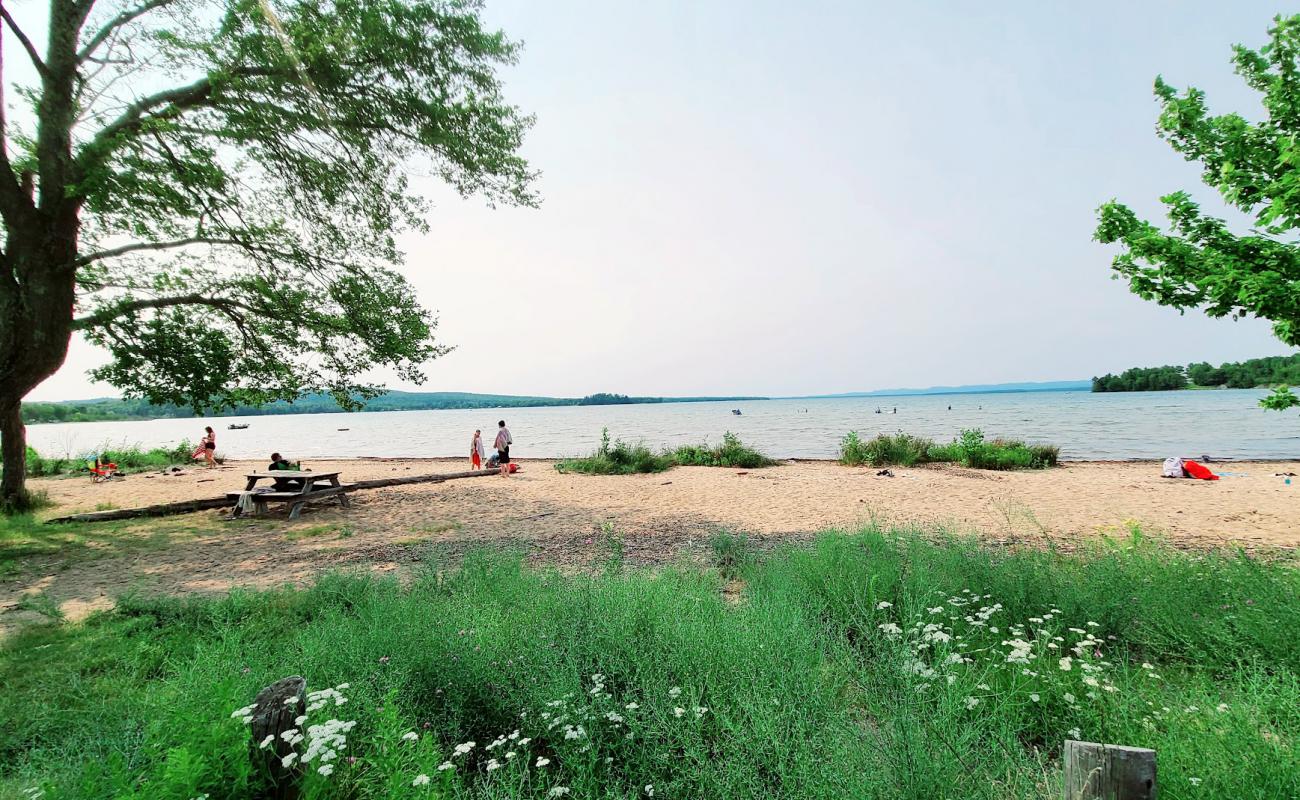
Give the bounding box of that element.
[88,457,120,483]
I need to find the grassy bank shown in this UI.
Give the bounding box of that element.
[15,442,197,478]
[840,429,1059,470]
[1,528,1296,799]
[556,429,775,474]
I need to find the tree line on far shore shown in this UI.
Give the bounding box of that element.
[1092,354,1300,392]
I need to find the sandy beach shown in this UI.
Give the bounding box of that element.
[3,457,1297,633]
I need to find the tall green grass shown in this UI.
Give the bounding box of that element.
[557,429,776,475]
[14,441,196,478]
[840,429,1059,470]
[671,431,779,468]
[1,528,1296,799]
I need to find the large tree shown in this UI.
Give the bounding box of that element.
[1095,14,1300,409]
[0,0,537,509]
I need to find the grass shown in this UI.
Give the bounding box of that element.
[557,429,776,475]
[671,431,780,468]
[840,428,1059,470]
[18,441,197,478]
[0,527,1296,799]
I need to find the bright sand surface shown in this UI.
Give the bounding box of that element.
[4,458,1299,633]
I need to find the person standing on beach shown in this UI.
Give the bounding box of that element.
[197,426,216,468]
[471,429,486,471]
[494,420,512,477]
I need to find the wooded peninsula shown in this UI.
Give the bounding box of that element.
[1092,354,1300,392]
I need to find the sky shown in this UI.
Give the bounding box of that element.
[25,0,1299,401]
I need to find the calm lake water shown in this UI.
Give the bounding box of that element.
[24,389,1300,462]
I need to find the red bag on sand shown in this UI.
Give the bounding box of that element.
[1182,459,1219,481]
[508,463,519,474]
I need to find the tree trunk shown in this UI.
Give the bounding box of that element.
[0,397,28,511]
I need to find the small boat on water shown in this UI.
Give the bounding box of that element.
[337,428,350,431]
[731,409,742,415]
[228,423,249,430]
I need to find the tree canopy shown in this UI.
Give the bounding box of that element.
[0,0,538,508]
[1094,14,1300,410]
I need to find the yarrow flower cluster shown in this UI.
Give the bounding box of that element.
[230,683,355,782]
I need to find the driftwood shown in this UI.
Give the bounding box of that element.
[250,675,307,799]
[45,468,496,524]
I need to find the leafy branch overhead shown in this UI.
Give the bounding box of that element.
[1095,14,1300,360]
[3,0,537,411]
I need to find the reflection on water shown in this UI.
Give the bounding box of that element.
[24,389,1296,462]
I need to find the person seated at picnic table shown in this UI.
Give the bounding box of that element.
[267,452,305,491]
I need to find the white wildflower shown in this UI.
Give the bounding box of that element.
[963,696,979,710]
[518,737,532,746]
[486,759,501,772]
[1063,693,1077,705]
[1217,703,1229,713]
[695,706,709,717]
[876,601,892,609]
[453,741,476,756]
[317,764,334,777]
[259,735,275,749]
[1189,777,1202,786]
[673,707,686,718]
[1068,727,1081,739]
[231,704,257,719]
[668,687,682,698]
[437,762,454,772]
[548,789,570,798]
[413,774,431,786]
[646,785,655,796]
[1029,693,1040,703]
[536,757,551,767]
[281,753,299,768]
[1058,657,1073,671]
[402,731,419,742]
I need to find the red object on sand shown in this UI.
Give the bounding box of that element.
[1181,459,1219,480]
[508,463,519,474]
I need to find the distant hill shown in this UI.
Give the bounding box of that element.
[798,380,1091,399]
[22,391,767,424]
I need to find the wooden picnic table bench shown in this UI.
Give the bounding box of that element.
[227,471,353,520]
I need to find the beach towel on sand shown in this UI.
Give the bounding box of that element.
[1181,459,1219,481]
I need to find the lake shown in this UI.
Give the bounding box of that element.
[23,389,1299,462]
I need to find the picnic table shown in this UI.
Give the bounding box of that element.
[227,471,353,520]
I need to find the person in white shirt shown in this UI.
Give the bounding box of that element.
[494,420,512,477]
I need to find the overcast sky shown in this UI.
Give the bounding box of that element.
[27,0,1297,401]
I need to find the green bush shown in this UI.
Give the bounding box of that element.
[672,431,778,468]
[1,529,1296,798]
[556,428,675,475]
[839,431,936,466]
[11,441,197,478]
[842,429,1057,470]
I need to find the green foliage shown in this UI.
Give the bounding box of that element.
[559,430,776,475]
[840,429,1057,470]
[1093,354,1300,392]
[12,443,195,478]
[1260,385,1300,411]
[672,432,779,468]
[1092,365,1188,392]
[1095,14,1300,347]
[709,531,755,581]
[1,530,1297,798]
[555,428,675,475]
[839,431,936,467]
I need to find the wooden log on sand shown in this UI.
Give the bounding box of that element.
[45,469,497,524]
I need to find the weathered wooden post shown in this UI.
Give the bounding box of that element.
[1063,740,1156,800]
[250,675,307,799]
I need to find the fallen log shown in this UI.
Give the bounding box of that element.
[45,468,498,524]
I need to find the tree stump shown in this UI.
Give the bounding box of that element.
[250,676,307,799]
[1063,740,1156,800]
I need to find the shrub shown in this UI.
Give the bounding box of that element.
[839,432,936,467]
[673,432,778,468]
[842,429,1057,470]
[555,428,674,475]
[709,531,755,580]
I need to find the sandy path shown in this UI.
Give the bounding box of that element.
[4,458,1298,635]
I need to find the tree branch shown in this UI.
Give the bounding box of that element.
[77,0,174,64]
[72,292,253,329]
[0,5,48,77]
[77,235,246,264]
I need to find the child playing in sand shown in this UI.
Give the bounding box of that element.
[471,429,486,470]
